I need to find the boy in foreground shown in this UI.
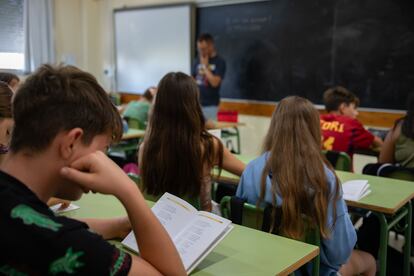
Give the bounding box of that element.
[320,86,383,157]
[0,65,185,275]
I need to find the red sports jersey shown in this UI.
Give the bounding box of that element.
[320,114,374,157]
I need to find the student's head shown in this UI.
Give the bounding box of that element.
[197,33,215,57]
[261,96,339,240]
[142,72,222,198]
[323,86,360,119]
[0,72,20,92]
[11,64,122,199]
[401,93,414,138]
[142,86,157,103]
[0,82,13,154]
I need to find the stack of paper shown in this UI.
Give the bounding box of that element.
[342,180,371,201]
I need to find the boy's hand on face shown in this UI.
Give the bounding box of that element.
[200,54,209,66]
[60,151,137,199]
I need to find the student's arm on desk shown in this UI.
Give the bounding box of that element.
[379,124,400,163]
[221,143,246,176]
[60,151,186,276]
[372,135,384,149]
[77,217,131,240]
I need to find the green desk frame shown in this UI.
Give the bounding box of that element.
[374,202,412,276]
[337,171,414,276]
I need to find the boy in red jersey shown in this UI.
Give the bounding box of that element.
[320,86,383,157]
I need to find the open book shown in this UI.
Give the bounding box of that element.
[342,180,371,201]
[122,193,233,273]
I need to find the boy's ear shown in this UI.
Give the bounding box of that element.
[338,103,347,114]
[59,128,84,160]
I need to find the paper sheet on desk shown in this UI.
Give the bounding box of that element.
[342,180,371,201]
[50,203,80,213]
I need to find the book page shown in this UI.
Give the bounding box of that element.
[122,193,198,252]
[151,193,198,237]
[173,211,231,271]
[342,180,370,201]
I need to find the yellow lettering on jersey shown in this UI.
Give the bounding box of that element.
[338,123,344,133]
[320,120,345,133]
[330,121,339,132]
[323,136,335,150]
[321,121,331,131]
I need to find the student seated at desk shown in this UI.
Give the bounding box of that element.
[379,93,414,168]
[0,65,185,275]
[139,72,245,212]
[122,86,156,129]
[0,82,71,211]
[320,86,383,157]
[236,96,376,276]
[0,72,20,92]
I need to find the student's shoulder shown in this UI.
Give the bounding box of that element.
[244,152,268,174]
[323,165,337,188]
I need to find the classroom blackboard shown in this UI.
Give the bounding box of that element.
[196,0,414,110]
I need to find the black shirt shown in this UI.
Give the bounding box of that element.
[192,55,226,106]
[0,171,131,275]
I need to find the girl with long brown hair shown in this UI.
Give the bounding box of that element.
[236,96,375,275]
[139,72,245,211]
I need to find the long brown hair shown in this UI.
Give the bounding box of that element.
[0,82,13,119]
[259,96,340,239]
[141,72,223,198]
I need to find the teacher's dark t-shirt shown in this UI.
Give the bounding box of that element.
[192,55,226,106]
[0,171,131,275]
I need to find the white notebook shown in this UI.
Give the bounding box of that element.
[122,193,233,274]
[342,180,371,201]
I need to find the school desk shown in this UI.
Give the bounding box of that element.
[121,128,145,140]
[106,128,144,157]
[212,155,253,184]
[337,171,413,276]
[214,155,414,276]
[209,122,246,154]
[67,192,319,275]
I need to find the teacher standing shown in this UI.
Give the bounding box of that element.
[192,33,226,127]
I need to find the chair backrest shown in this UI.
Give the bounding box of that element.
[322,150,352,172]
[125,117,146,130]
[363,163,414,181]
[220,196,320,276]
[127,173,201,208]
